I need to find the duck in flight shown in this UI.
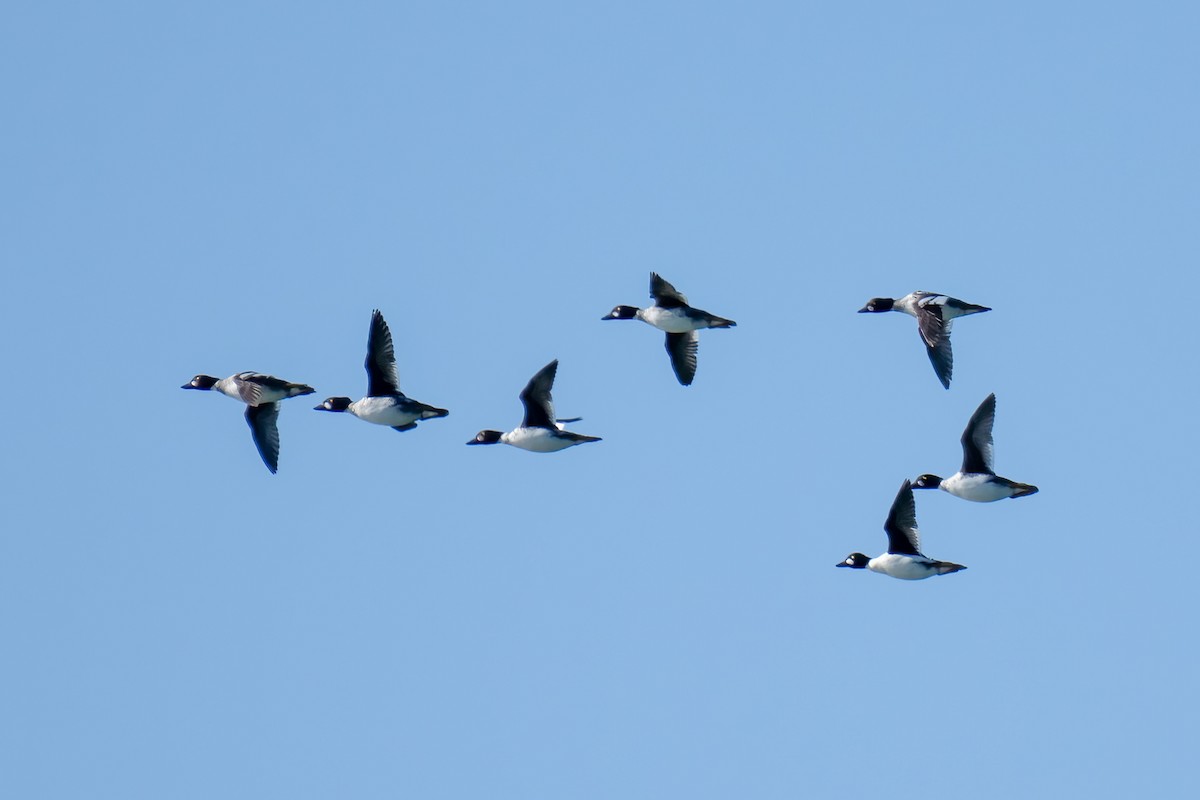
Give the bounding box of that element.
[603,273,736,386]
[837,480,966,580]
[467,359,601,452]
[858,291,990,389]
[913,393,1039,501]
[182,371,315,474]
[314,309,449,433]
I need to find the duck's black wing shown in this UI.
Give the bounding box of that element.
[961,393,997,474]
[650,272,688,309]
[244,402,281,474]
[665,331,699,386]
[916,309,953,390]
[365,309,402,397]
[883,480,922,556]
[519,360,558,429]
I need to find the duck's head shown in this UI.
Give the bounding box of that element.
[857,297,894,313]
[837,553,870,569]
[182,374,219,390]
[467,430,503,445]
[601,305,639,321]
[912,474,943,489]
[315,397,353,412]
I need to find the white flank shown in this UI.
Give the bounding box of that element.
[501,427,579,453]
[638,306,702,333]
[941,473,1013,502]
[868,554,937,581]
[349,396,421,427]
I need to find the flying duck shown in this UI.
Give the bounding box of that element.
[837,480,967,580]
[314,309,448,433]
[603,272,736,385]
[182,372,315,473]
[858,291,990,389]
[913,393,1039,501]
[467,360,601,452]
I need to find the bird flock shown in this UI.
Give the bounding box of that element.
[841,290,1039,580]
[183,275,1037,580]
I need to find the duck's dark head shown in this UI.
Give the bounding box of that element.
[601,305,639,321]
[182,374,219,390]
[315,397,353,412]
[857,297,894,313]
[837,553,870,569]
[467,430,503,445]
[912,474,943,489]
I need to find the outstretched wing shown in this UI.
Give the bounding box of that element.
[961,393,997,474]
[916,310,953,389]
[365,309,402,396]
[665,331,699,386]
[883,480,922,555]
[519,360,558,429]
[244,402,281,474]
[650,273,688,309]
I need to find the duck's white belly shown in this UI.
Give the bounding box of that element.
[941,473,1010,502]
[501,427,577,452]
[639,306,699,333]
[349,396,419,426]
[868,554,936,580]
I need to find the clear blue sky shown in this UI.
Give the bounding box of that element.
[3,2,1197,797]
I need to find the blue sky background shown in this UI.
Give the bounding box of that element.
[3,2,1198,797]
